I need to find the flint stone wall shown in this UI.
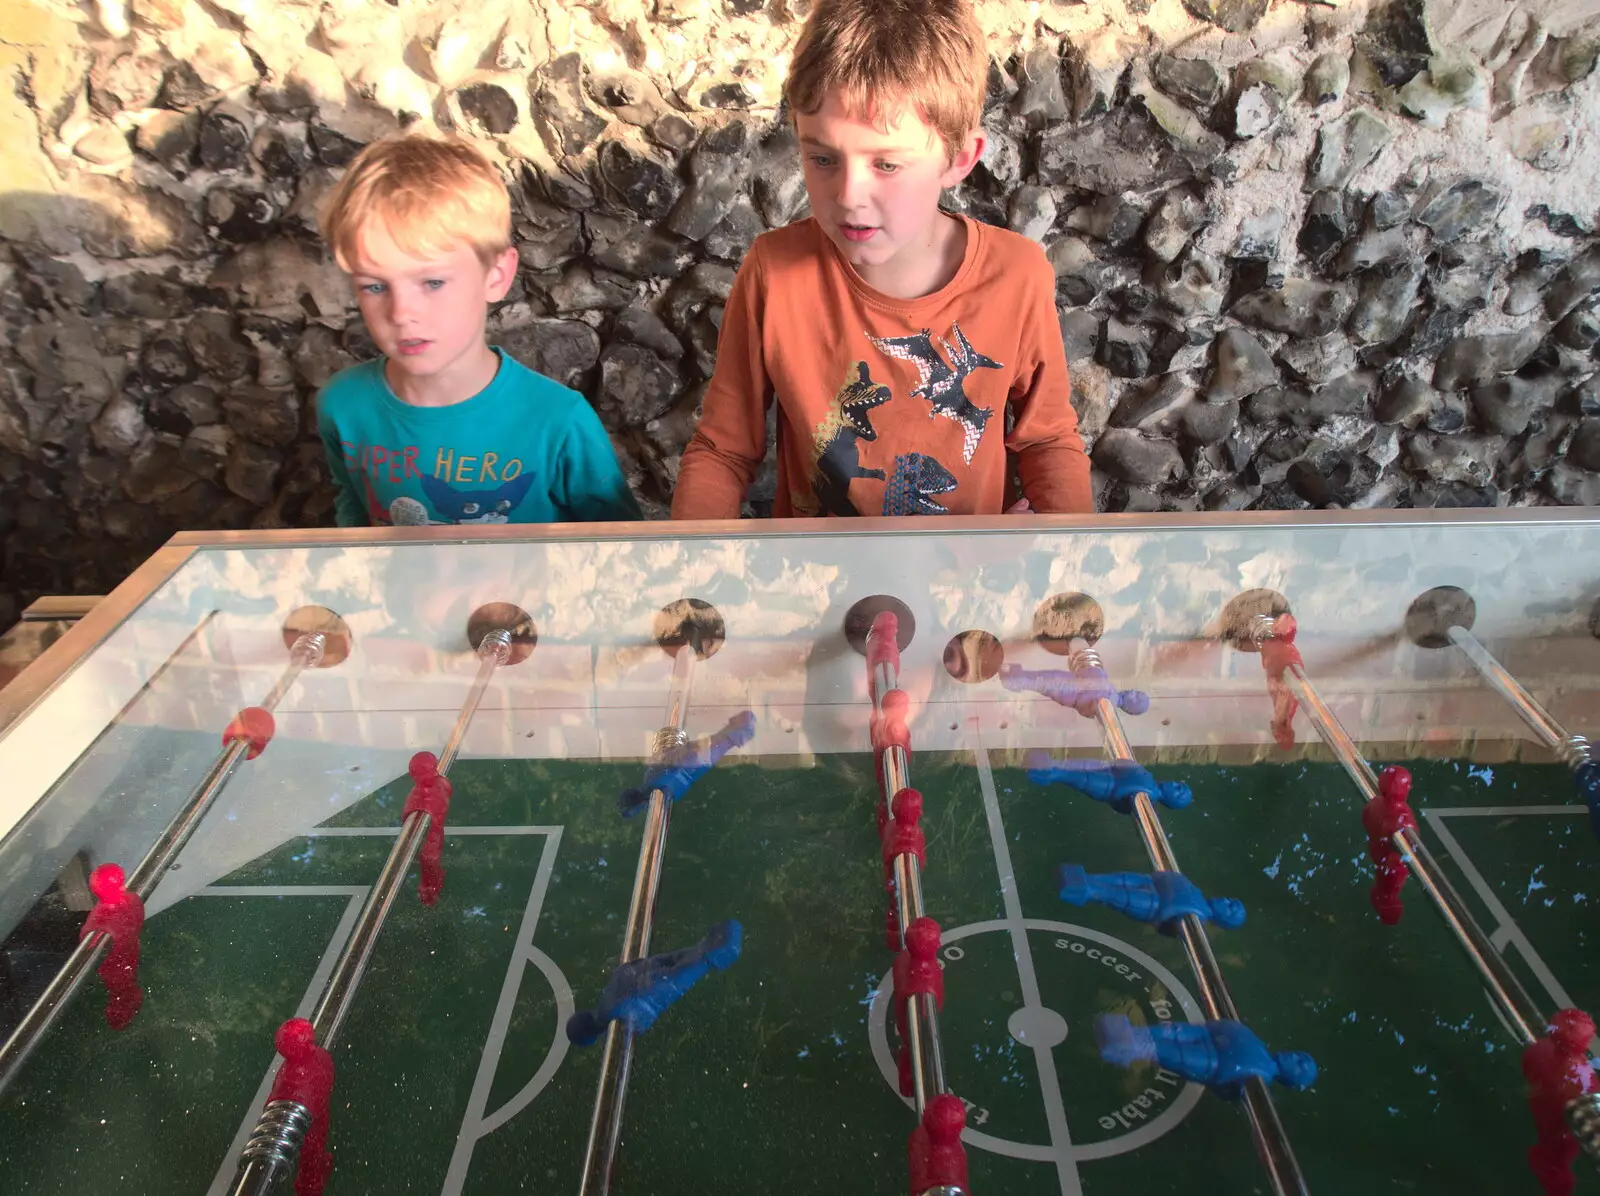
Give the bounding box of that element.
[4,0,1600,624]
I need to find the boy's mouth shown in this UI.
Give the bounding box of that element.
[839,223,877,243]
[397,338,431,356]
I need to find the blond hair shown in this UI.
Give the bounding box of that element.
[783,0,987,159]
[320,134,511,269]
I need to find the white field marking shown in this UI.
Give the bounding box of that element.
[203,886,368,1196]
[1421,805,1589,1015]
[441,827,571,1195]
[866,918,1205,1162]
[306,825,565,837]
[197,825,569,1196]
[1425,806,1589,818]
[971,721,1084,1196]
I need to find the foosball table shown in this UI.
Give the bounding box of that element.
[1,510,1598,1196]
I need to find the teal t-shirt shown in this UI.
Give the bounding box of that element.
[316,350,641,526]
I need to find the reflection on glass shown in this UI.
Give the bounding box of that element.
[0,515,1595,1195]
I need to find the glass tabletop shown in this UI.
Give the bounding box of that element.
[0,512,1597,1195]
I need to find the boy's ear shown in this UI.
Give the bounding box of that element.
[939,128,987,189]
[484,245,520,302]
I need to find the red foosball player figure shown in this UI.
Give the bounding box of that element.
[223,705,276,759]
[80,863,145,1030]
[893,918,944,1097]
[270,1017,335,1196]
[1523,1008,1599,1196]
[908,1093,969,1195]
[1361,766,1416,925]
[872,689,913,834]
[883,789,927,950]
[402,752,454,906]
[866,612,902,703]
[883,789,927,884]
[1259,614,1302,750]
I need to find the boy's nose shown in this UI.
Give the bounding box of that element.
[387,290,419,327]
[836,160,874,212]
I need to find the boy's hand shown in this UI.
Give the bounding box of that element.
[1006,497,1033,514]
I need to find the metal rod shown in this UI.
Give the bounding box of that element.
[310,629,509,1051]
[916,991,947,1103]
[893,856,948,1105]
[893,852,936,1114]
[578,645,697,1196]
[893,852,926,940]
[1393,826,1540,1044]
[437,631,512,773]
[1077,643,1310,1196]
[227,630,511,1196]
[873,660,894,704]
[1422,628,1600,1169]
[882,744,909,804]
[1253,616,1600,1175]
[1255,620,1547,1044]
[0,632,325,1100]
[865,623,955,1155]
[1445,625,1593,770]
[308,813,432,1049]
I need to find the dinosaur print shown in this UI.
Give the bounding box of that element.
[882,452,958,516]
[806,361,891,516]
[868,322,1002,465]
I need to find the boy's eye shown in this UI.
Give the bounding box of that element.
[807,154,834,169]
[424,279,446,291]
[876,162,901,174]
[360,282,387,296]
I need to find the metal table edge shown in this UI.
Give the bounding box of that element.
[155,505,1600,548]
[0,543,199,738]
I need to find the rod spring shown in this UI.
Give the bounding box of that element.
[291,632,327,669]
[1248,613,1279,645]
[1068,645,1103,672]
[651,727,689,758]
[239,1099,310,1168]
[1566,1092,1600,1162]
[1560,735,1594,772]
[478,628,513,665]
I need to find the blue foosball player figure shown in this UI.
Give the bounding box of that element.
[1000,662,1150,718]
[1058,866,1246,932]
[618,711,757,816]
[1027,755,1193,813]
[567,921,743,1046]
[1095,1014,1317,1100]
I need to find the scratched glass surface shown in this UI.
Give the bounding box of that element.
[0,516,1597,1194]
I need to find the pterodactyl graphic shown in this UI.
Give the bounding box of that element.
[868,322,1002,464]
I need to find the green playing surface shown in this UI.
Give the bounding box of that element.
[1,749,1595,1195]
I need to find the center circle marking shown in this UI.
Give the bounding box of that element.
[1007,1005,1069,1048]
[868,918,1207,1163]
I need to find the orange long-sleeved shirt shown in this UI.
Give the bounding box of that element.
[671,215,1093,519]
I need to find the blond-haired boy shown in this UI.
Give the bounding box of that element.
[671,0,1093,520]
[316,135,639,526]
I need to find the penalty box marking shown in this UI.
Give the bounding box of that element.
[194,825,571,1196]
[1421,805,1590,1017]
[200,884,369,1196]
